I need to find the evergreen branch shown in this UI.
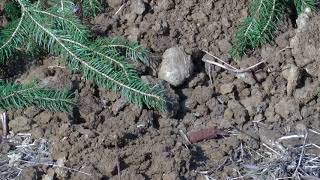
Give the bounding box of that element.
[230,0,285,59]
[294,0,315,14]
[0,12,27,62]
[60,38,135,77]
[30,7,88,42]
[4,0,21,20]
[14,0,167,110]
[0,82,74,112]
[99,37,150,64]
[81,0,103,17]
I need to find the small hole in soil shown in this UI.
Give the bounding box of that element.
[70,107,86,124]
[287,0,298,28]
[296,69,313,89]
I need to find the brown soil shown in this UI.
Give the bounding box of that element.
[1,0,320,179]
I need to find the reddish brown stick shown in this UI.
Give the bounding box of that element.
[187,127,227,144]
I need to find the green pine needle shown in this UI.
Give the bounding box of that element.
[4,0,21,20]
[0,0,167,111]
[230,0,315,60]
[0,81,74,112]
[294,0,315,14]
[81,0,103,17]
[230,0,285,59]
[99,37,150,64]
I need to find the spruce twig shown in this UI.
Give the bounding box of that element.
[230,0,316,60]
[0,0,167,111]
[0,81,74,112]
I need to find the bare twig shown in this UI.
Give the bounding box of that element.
[202,50,266,73]
[114,135,121,180]
[1,112,8,138]
[294,132,308,177]
[179,129,191,145]
[18,160,92,176]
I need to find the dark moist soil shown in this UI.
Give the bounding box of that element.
[1,0,320,179]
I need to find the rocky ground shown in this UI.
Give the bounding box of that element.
[1,0,320,179]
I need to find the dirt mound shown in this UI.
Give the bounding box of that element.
[1,0,319,179]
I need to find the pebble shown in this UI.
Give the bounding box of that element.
[158,47,194,86]
[224,108,234,121]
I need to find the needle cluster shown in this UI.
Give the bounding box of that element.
[0,0,167,112]
[230,0,315,60]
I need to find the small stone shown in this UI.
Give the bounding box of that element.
[9,116,32,133]
[158,47,194,86]
[296,7,312,33]
[281,64,300,96]
[131,0,146,15]
[224,108,233,120]
[220,83,234,94]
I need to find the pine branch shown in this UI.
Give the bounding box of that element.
[98,37,150,64]
[0,11,27,62]
[230,0,285,59]
[8,0,167,110]
[81,0,103,17]
[294,0,315,14]
[0,81,74,112]
[4,0,21,20]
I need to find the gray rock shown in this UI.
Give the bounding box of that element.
[9,116,32,133]
[158,47,193,86]
[131,0,146,15]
